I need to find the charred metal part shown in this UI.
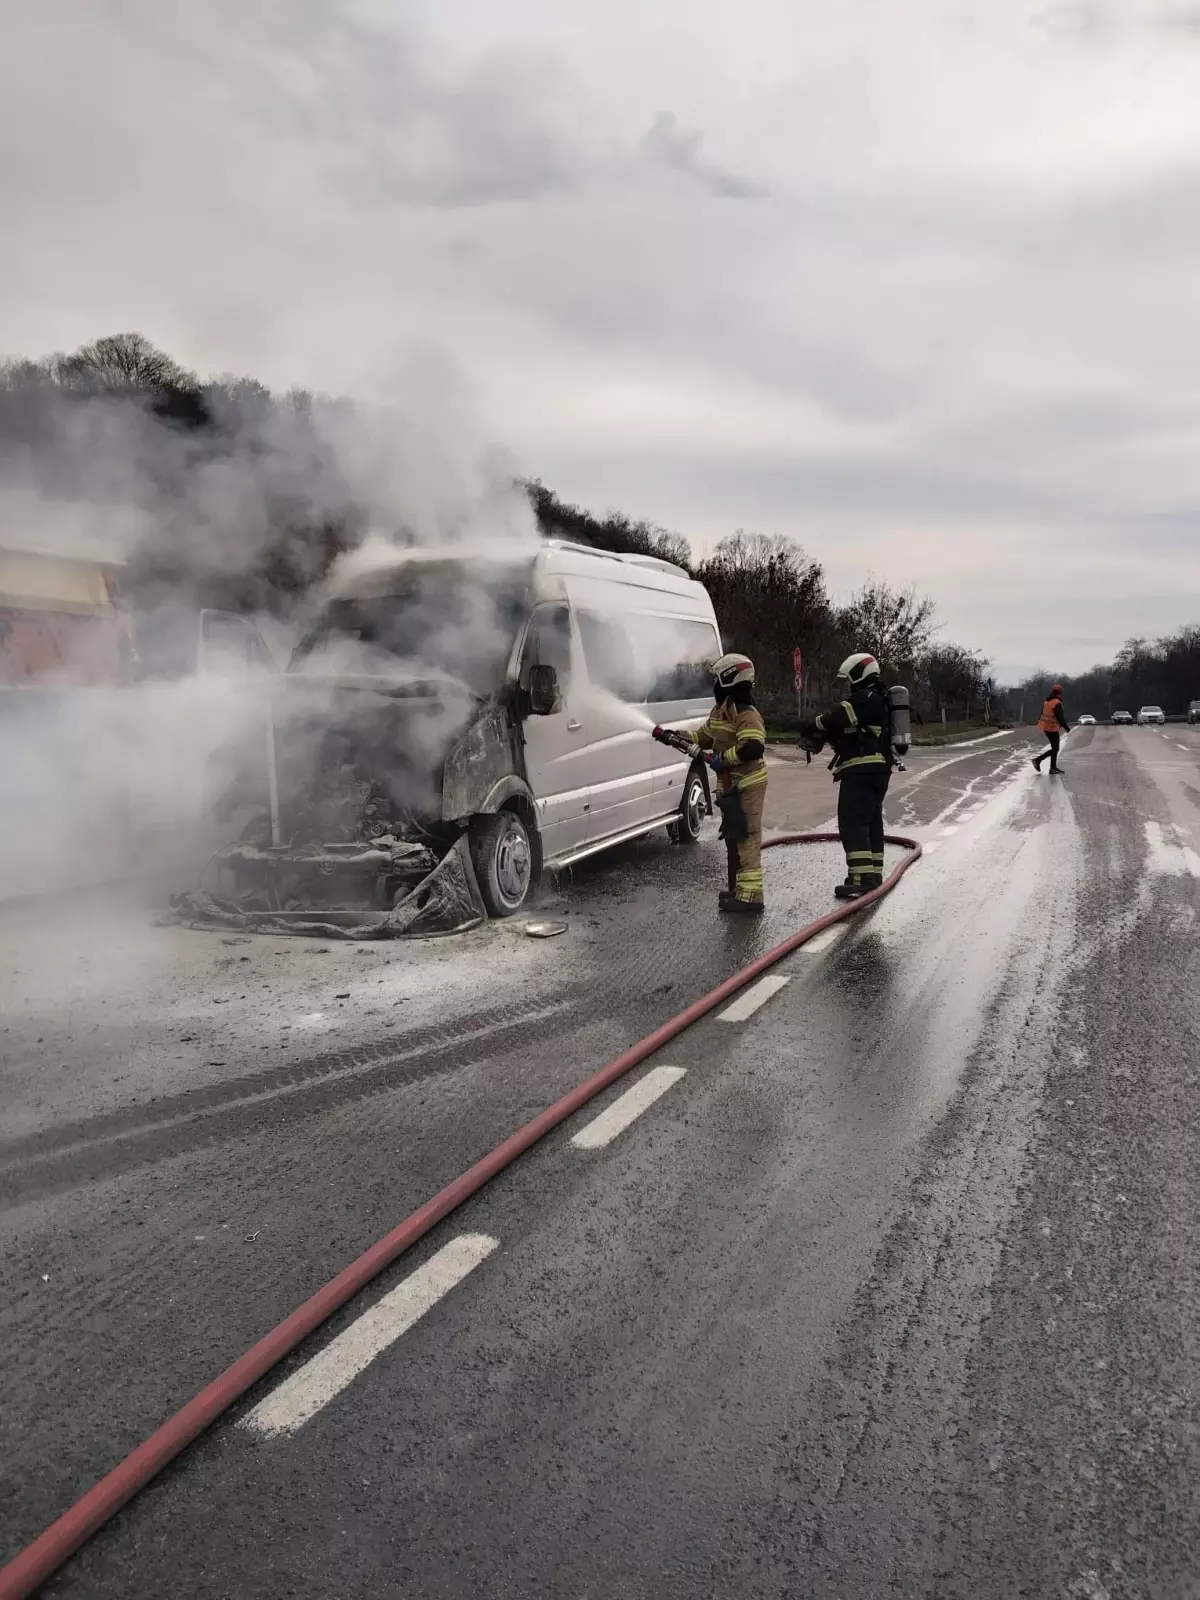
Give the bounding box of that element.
[179,676,515,939]
[168,836,486,939]
[441,703,522,821]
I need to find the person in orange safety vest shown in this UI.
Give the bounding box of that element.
[1032,685,1070,775]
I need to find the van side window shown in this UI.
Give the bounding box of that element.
[520,604,572,692]
[578,611,719,704]
[577,611,640,702]
[640,618,721,702]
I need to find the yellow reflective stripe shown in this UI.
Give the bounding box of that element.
[841,700,858,726]
[735,767,768,790]
[838,753,888,770]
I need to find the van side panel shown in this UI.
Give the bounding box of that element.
[559,569,721,839]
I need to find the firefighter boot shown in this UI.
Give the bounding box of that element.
[834,875,864,900]
[719,890,764,915]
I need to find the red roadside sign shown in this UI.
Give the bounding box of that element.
[793,646,803,693]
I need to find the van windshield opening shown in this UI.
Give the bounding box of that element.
[289,564,531,696]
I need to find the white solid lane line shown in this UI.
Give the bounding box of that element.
[241,1234,498,1439]
[718,973,791,1023]
[571,1065,687,1149]
[801,924,845,954]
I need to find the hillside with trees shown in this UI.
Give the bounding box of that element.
[1003,630,1200,721]
[1,331,997,722]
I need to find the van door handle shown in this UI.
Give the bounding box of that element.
[567,719,582,732]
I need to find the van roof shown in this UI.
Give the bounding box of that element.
[537,539,705,598]
[328,538,700,600]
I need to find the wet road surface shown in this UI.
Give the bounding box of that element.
[5,726,1200,1597]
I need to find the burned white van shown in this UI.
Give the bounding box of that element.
[187,541,722,935]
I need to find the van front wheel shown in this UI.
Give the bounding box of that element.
[470,809,537,917]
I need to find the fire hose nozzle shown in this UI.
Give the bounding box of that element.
[651,725,691,754]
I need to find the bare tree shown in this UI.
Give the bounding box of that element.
[55,333,195,394]
[837,577,939,672]
[919,643,988,716]
[697,531,832,715]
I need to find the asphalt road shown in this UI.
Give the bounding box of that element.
[5,725,1199,1597]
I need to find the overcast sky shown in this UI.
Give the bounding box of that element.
[5,0,1200,677]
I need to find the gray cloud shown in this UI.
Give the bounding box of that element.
[638,112,768,198]
[4,0,1200,671]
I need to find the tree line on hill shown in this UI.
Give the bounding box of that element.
[1002,631,1200,722]
[2,331,998,721]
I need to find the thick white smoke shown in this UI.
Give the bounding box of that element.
[0,344,541,902]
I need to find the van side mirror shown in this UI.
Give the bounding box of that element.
[528,663,559,716]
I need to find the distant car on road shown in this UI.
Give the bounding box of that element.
[1077,714,1096,726]
[1188,700,1200,724]
[1137,705,1166,725]
[1111,710,1134,725]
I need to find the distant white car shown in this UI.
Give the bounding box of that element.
[1137,705,1166,725]
[1077,714,1096,726]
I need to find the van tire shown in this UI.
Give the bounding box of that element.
[470,808,538,917]
[670,766,707,845]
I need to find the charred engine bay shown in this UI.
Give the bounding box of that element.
[179,676,498,936]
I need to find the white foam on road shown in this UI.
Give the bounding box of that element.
[923,748,1029,831]
[718,974,791,1023]
[242,1234,498,1438]
[1143,820,1200,879]
[940,824,961,837]
[571,1065,687,1149]
[921,840,942,855]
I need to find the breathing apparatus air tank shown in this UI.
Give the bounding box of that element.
[887,684,911,761]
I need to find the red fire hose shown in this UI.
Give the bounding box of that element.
[0,830,921,1599]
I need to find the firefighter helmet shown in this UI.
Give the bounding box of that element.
[1050,683,1063,695]
[711,652,755,691]
[837,652,881,684]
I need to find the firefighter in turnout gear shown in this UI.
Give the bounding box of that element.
[657,652,768,914]
[801,651,892,899]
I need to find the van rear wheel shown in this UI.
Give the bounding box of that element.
[670,766,706,845]
[470,809,537,917]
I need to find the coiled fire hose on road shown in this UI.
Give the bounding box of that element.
[0,830,921,1600]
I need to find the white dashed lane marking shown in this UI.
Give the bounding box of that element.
[718,974,791,1023]
[241,1234,498,1438]
[571,1066,687,1149]
[801,924,846,953]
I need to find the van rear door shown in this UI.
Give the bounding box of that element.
[644,616,722,818]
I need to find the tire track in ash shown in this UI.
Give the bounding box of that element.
[0,1000,580,1206]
